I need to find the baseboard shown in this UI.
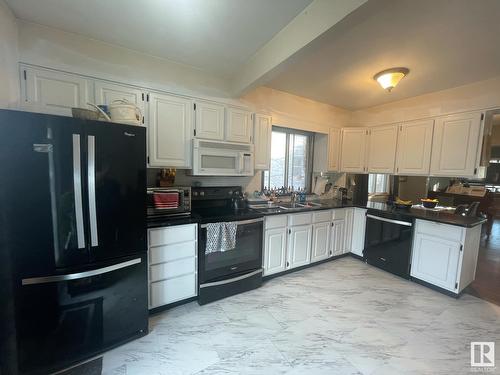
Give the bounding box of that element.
[149,296,198,315]
[263,253,350,281]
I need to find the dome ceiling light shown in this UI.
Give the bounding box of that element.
[373,67,409,92]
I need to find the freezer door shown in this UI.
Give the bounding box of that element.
[85,122,146,262]
[0,110,90,277]
[16,255,148,375]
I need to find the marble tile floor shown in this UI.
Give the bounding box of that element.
[102,257,500,375]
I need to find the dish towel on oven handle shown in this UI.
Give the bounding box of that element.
[205,222,238,254]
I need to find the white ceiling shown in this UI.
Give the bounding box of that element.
[265,0,500,110]
[5,0,312,77]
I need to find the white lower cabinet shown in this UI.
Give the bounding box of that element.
[330,219,345,257]
[350,208,367,257]
[410,219,481,293]
[263,227,287,276]
[148,224,198,309]
[288,224,312,269]
[311,222,330,262]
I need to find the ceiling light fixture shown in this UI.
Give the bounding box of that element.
[373,67,409,92]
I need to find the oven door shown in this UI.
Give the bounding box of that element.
[199,218,263,283]
[364,214,413,279]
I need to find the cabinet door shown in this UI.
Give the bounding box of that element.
[328,128,341,171]
[340,128,368,173]
[311,222,330,263]
[351,208,367,257]
[430,112,482,177]
[367,125,398,174]
[226,107,253,143]
[148,92,193,168]
[411,233,461,291]
[396,119,434,175]
[254,114,272,170]
[330,219,345,257]
[288,225,312,269]
[94,81,145,123]
[263,228,287,276]
[194,100,225,140]
[343,209,354,254]
[23,67,92,116]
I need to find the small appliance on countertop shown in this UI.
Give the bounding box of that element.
[192,186,264,305]
[147,186,192,220]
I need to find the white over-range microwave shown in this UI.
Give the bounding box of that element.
[191,139,254,176]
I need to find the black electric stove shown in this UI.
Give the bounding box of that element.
[193,186,264,305]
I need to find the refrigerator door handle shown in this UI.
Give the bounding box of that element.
[72,134,86,249]
[88,135,99,247]
[21,258,141,285]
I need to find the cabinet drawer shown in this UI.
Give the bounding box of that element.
[313,210,332,223]
[265,215,287,229]
[332,209,347,220]
[149,241,197,265]
[288,213,313,226]
[415,220,463,242]
[150,257,196,282]
[149,224,197,247]
[150,273,197,308]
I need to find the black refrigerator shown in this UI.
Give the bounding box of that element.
[0,110,148,375]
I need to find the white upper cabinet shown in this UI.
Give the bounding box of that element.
[194,100,225,140]
[226,107,253,143]
[254,113,272,170]
[22,66,92,115]
[328,128,341,171]
[148,92,193,168]
[396,119,434,175]
[430,112,482,177]
[94,81,146,121]
[367,125,398,173]
[340,128,368,173]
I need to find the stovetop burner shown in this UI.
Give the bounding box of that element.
[191,186,263,223]
[192,207,263,224]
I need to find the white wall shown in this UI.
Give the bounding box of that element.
[242,86,350,133]
[351,76,500,127]
[17,21,231,99]
[0,0,19,108]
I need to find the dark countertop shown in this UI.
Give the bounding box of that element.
[362,202,487,228]
[147,200,486,229]
[250,200,486,228]
[147,214,201,228]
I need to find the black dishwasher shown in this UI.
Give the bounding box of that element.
[364,211,414,279]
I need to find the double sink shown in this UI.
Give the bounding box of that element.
[251,201,324,214]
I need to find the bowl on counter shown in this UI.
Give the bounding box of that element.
[421,199,439,208]
[394,202,412,209]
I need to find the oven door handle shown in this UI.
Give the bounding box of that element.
[200,217,263,228]
[366,214,412,227]
[199,269,262,288]
[21,258,142,285]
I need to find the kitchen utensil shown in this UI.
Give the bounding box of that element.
[108,99,142,125]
